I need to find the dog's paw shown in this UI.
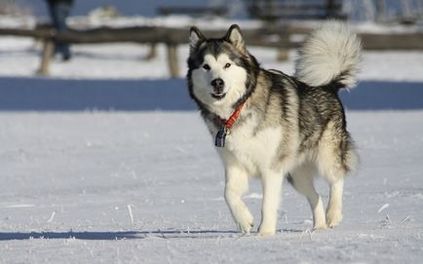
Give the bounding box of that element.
[258,222,277,236]
[238,222,254,234]
[258,227,276,236]
[326,210,343,228]
[236,211,254,234]
[313,222,328,230]
[313,217,328,230]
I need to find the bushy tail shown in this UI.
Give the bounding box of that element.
[295,21,361,89]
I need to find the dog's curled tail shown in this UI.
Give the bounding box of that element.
[295,21,361,89]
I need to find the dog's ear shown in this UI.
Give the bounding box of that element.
[225,24,246,52]
[189,26,205,52]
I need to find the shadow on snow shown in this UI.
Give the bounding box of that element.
[0,228,303,241]
[0,77,422,111]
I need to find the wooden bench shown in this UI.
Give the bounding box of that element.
[244,0,347,21]
[0,25,291,77]
[1,24,423,77]
[157,6,228,18]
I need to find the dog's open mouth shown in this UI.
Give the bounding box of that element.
[211,93,227,100]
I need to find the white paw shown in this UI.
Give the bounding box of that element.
[326,210,343,228]
[313,222,328,230]
[258,222,277,236]
[235,211,254,234]
[258,227,276,236]
[313,215,328,230]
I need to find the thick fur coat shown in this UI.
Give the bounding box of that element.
[187,22,360,236]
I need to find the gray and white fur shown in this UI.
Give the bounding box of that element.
[187,21,360,236]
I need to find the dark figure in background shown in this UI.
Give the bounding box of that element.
[46,0,74,61]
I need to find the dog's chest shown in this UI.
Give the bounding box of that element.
[218,115,282,173]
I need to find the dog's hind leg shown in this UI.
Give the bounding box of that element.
[288,164,327,229]
[317,122,358,228]
[318,146,346,228]
[326,178,344,228]
[321,146,357,228]
[224,164,254,233]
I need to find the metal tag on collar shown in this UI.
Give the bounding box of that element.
[215,127,228,148]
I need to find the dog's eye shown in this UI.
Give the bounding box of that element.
[202,64,211,71]
[224,63,231,69]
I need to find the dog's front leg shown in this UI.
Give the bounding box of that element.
[224,164,254,234]
[258,171,284,236]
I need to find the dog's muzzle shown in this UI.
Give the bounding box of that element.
[210,78,226,99]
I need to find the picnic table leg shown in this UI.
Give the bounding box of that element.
[144,43,157,60]
[37,39,54,76]
[277,33,290,61]
[166,44,179,78]
[277,48,289,61]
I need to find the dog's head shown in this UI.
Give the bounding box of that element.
[187,24,258,113]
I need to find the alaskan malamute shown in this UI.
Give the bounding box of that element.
[187,22,360,236]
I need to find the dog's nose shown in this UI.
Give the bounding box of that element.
[211,78,225,90]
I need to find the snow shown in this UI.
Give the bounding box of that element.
[1,111,423,263]
[1,19,423,263]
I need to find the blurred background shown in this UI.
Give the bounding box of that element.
[4,0,423,21]
[0,0,422,110]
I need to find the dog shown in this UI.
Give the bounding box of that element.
[186,21,360,236]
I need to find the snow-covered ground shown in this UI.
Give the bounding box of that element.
[0,27,423,263]
[1,111,423,263]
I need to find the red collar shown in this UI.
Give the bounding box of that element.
[213,101,246,148]
[220,101,246,130]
